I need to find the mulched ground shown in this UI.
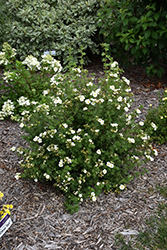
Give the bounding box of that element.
[0,58,167,250]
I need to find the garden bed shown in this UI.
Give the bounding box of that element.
[0,62,167,249]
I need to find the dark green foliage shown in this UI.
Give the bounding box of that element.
[97,0,167,77]
[2,0,100,65]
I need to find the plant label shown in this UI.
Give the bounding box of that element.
[0,214,12,238]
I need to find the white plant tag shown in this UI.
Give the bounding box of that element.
[50,50,56,56]
[0,214,12,238]
[43,50,56,56]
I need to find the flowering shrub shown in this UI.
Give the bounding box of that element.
[0,191,13,220]
[144,89,167,144]
[0,43,62,120]
[7,48,157,213]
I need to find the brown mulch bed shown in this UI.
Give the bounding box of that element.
[0,61,167,249]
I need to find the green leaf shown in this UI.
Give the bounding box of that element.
[154,13,159,21]
[144,30,151,39]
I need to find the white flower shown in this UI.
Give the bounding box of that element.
[108,99,113,102]
[79,95,85,102]
[95,129,99,133]
[139,121,144,126]
[136,109,141,114]
[73,135,81,140]
[19,122,24,128]
[33,136,39,142]
[53,97,62,105]
[78,180,82,184]
[153,149,158,156]
[110,73,118,78]
[107,162,114,168]
[83,107,88,111]
[96,149,101,155]
[83,169,87,174]
[43,90,49,96]
[62,123,68,128]
[126,115,132,121]
[85,99,91,105]
[91,192,95,196]
[10,146,16,152]
[89,139,93,144]
[54,145,58,151]
[15,173,21,180]
[111,61,118,68]
[131,155,139,161]
[44,174,50,179]
[151,122,157,131]
[79,194,82,198]
[125,88,131,92]
[127,137,135,143]
[119,184,125,190]
[59,160,63,167]
[103,169,107,174]
[71,142,75,146]
[111,123,118,127]
[119,133,123,138]
[110,85,115,91]
[98,119,104,125]
[146,155,154,161]
[70,129,75,134]
[97,182,100,186]
[92,196,97,201]
[117,96,123,102]
[124,107,129,112]
[86,82,93,86]
[34,178,38,182]
[122,77,130,85]
[90,91,98,98]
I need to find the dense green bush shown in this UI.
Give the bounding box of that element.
[3,0,100,65]
[0,44,157,213]
[0,0,9,46]
[97,0,167,77]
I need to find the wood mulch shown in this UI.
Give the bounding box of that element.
[0,60,167,250]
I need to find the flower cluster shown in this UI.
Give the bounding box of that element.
[22,55,41,71]
[0,100,14,120]
[0,192,13,220]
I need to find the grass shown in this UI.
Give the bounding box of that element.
[114,184,167,250]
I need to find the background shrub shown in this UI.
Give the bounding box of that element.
[3,0,100,65]
[97,0,167,77]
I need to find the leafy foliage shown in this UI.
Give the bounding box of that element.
[97,0,167,77]
[3,0,100,65]
[144,89,167,144]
